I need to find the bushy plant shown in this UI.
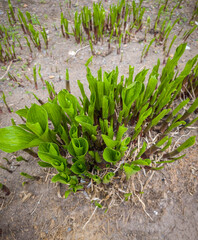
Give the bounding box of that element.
[0,44,197,200]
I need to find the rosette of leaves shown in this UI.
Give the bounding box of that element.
[67,137,89,160]
[38,142,67,172]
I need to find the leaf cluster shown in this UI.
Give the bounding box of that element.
[0,44,197,200]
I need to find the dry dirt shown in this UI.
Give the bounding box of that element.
[0,0,198,239]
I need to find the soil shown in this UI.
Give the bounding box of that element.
[0,0,198,239]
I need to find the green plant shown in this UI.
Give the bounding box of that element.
[1,92,11,113]
[154,5,164,34]
[8,0,16,23]
[33,65,38,89]
[61,13,70,39]
[165,34,177,59]
[144,16,150,42]
[65,68,70,92]
[24,36,32,53]
[0,44,197,203]
[189,1,198,23]
[141,37,155,62]
[183,25,197,42]
[41,27,48,49]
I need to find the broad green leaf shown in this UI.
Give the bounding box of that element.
[72,185,83,193]
[15,107,29,118]
[102,134,119,148]
[67,137,88,160]
[0,126,41,153]
[75,115,97,135]
[51,173,71,184]
[70,160,86,174]
[42,102,62,130]
[103,147,121,164]
[58,90,82,120]
[123,81,142,107]
[38,143,67,172]
[26,104,49,138]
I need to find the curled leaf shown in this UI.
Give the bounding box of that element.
[103,147,121,164]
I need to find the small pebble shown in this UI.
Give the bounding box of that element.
[154,211,158,215]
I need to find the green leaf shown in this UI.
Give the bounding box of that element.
[85,56,93,67]
[94,201,102,208]
[92,175,101,184]
[123,164,141,180]
[38,142,67,172]
[160,137,172,152]
[135,107,152,131]
[123,81,142,107]
[102,134,119,148]
[143,76,158,104]
[102,172,115,184]
[103,147,121,164]
[136,142,147,159]
[26,104,48,138]
[42,102,62,130]
[37,161,52,168]
[132,159,151,166]
[58,90,82,120]
[124,193,132,201]
[102,96,109,119]
[0,126,41,153]
[65,190,72,198]
[15,107,29,118]
[156,136,169,147]
[177,136,196,152]
[67,137,88,160]
[172,98,190,117]
[20,172,35,180]
[165,121,186,133]
[75,115,97,135]
[51,173,71,184]
[70,160,86,174]
[116,124,128,142]
[69,125,78,138]
[151,109,171,128]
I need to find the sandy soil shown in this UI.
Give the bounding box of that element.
[0,0,198,239]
